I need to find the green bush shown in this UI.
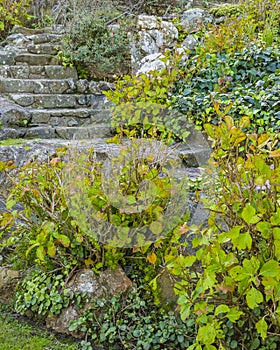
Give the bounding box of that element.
[0,0,32,41]
[61,14,131,80]
[166,117,280,349]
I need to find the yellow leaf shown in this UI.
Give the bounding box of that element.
[85,258,94,267]
[269,149,280,158]
[147,252,157,265]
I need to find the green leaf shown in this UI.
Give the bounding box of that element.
[149,221,163,235]
[241,204,259,224]
[197,324,216,345]
[215,304,230,315]
[256,222,271,239]
[36,246,46,261]
[58,235,70,247]
[6,199,17,210]
[246,287,263,309]
[260,260,280,277]
[226,307,243,322]
[47,242,56,257]
[271,209,280,225]
[256,318,268,340]
[204,123,215,138]
[239,116,250,129]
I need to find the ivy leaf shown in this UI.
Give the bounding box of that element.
[246,287,263,309]
[256,318,268,340]
[260,260,280,278]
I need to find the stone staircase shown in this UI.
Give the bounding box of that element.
[0,27,113,140]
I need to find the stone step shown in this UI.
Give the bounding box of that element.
[27,43,61,55]
[29,33,63,45]
[29,108,111,127]
[0,78,76,94]
[0,65,78,79]
[0,78,113,94]
[23,124,113,140]
[14,53,60,65]
[0,50,17,65]
[7,93,106,109]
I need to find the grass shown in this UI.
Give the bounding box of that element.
[0,312,81,350]
[0,138,41,146]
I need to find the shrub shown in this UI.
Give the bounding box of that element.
[61,13,131,80]
[166,117,280,349]
[0,0,32,41]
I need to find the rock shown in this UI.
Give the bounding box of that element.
[66,266,132,298]
[0,50,16,65]
[157,269,178,306]
[137,16,178,56]
[46,266,132,336]
[136,53,165,75]
[181,34,198,50]
[0,266,20,304]
[180,8,213,33]
[46,307,82,337]
[0,96,30,127]
[137,15,158,30]
[4,33,30,51]
[157,20,178,47]
[137,31,159,56]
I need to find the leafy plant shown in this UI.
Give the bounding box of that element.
[0,147,101,273]
[104,54,190,143]
[15,269,86,317]
[69,287,197,349]
[61,13,131,80]
[166,117,280,349]
[0,0,32,40]
[173,44,280,133]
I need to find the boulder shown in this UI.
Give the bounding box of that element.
[0,96,30,128]
[46,266,132,335]
[181,34,198,50]
[136,53,165,75]
[0,266,20,304]
[180,8,213,33]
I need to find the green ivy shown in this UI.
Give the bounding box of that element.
[173,44,280,133]
[69,288,196,349]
